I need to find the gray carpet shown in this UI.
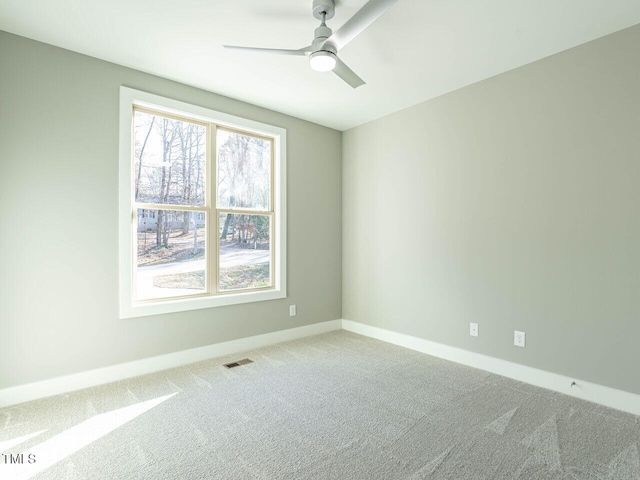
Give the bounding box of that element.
[1,331,639,479]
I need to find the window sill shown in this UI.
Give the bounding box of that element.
[120,288,286,319]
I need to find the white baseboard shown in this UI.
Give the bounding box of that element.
[342,319,640,416]
[5,318,638,416]
[0,320,342,409]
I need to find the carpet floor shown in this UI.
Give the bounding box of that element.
[1,331,639,479]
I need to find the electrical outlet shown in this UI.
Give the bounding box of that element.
[514,330,526,348]
[469,323,478,337]
[289,305,296,317]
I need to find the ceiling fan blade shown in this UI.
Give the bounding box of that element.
[223,45,310,56]
[324,0,400,51]
[333,58,366,89]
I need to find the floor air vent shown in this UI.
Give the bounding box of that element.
[223,358,254,369]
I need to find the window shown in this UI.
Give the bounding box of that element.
[119,88,286,318]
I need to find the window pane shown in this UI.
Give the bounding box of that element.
[219,213,271,291]
[217,129,271,210]
[134,110,207,206]
[136,209,206,300]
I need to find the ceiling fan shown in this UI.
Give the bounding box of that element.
[223,0,400,88]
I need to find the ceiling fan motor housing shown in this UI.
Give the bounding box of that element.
[310,0,337,72]
[313,25,336,53]
[310,17,337,72]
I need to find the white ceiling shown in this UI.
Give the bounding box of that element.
[1,0,640,130]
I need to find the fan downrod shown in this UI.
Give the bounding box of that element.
[312,0,335,20]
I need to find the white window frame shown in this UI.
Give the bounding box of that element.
[119,87,286,318]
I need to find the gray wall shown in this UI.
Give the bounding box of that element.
[0,32,342,389]
[343,25,640,395]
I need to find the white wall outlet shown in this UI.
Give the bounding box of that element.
[289,305,296,317]
[514,330,526,347]
[470,323,479,337]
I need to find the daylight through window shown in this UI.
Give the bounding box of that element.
[132,107,276,303]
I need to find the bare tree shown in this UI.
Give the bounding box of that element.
[156,118,178,248]
[177,122,206,234]
[219,132,253,240]
[134,116,155,201]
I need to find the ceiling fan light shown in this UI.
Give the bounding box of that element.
[309,51,337,72]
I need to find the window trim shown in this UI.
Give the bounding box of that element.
[119,87,286,319]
